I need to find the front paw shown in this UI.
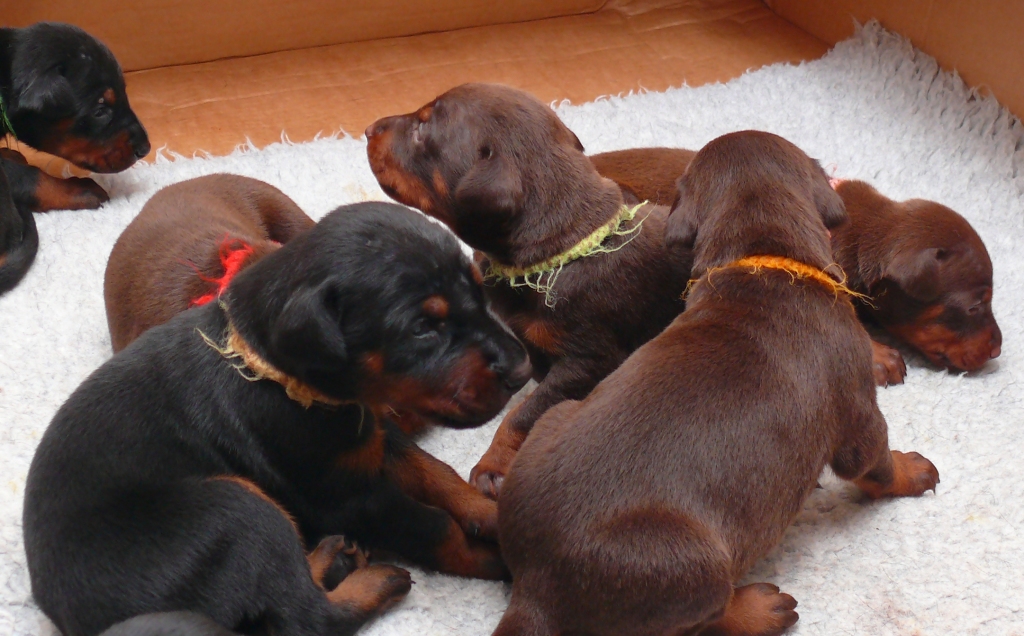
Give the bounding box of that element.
[889,450,940,497]
[470,441,519,500]
[457,495,499,540]
[871,340,906,387]
[63,177,110,209]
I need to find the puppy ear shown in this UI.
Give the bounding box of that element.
[453,153,524,217]
[814,179,848,230]
[883,247,947,301]
[665,178,698,252]
[14,70,75,115]
[269,282,348,370]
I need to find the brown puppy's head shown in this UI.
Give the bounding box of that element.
[4,23,150,172]
[861,192,1000,371]
[365,83,622,266]
[225,202,531,429]
[666,131,846,277]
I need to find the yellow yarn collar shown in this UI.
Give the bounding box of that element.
[198,316,345,409]
[486,202,648,306]
[688,255,870,302]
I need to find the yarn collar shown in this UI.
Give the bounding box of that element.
[687,255,870,302]
[198,309,345,409]
[485,201,648,306]
[0,93,14,139]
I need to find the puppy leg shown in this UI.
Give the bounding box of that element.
[384,427,500,540]
[491,592,556,636]
[699,584,799,636]
[870,339,906,387]
[471,357,621,498]
[332,480,508,580]
[832,406,939,499]
[1,158,109,211]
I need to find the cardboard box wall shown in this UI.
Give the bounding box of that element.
[2,0,1020,162]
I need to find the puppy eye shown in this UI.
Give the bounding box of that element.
[479,145,493,160]
[967,303,982,316]
[412,319,436,338]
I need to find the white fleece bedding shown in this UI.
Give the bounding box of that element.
[0,21,1021,636]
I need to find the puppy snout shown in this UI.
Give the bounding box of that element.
[365,117,394,140]
[989,325,1002,359]
[131,125,151,159]
[504,358,533,392]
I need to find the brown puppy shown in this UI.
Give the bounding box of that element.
[832,179,1001,374]
[495,130,939,636]
[104,174,314,352]
[365,83,686,498]
[591,146,1001,384]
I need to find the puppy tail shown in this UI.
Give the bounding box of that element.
[0,201,38,296]
[97,612,238,636]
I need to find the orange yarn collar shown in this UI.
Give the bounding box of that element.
[198,315,345,409]
[189,237,259,307]
[688,255,869,301]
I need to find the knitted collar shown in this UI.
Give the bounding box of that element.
[688,255,870,302]
[198,310,345,409]
[0,93,14,139]
[485,201,648,306]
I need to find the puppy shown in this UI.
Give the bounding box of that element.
[495,131,939,636]
[1,22,149,212]
[591,146,1001,385]
[104,174,315,352]
[0,163,38,295]
[366,83,686,498]
[24,202,532,636]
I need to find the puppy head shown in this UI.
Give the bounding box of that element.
[226,202,531,429]
[874,200,1000,371]
[365,83,620,263]
[6,23,150,172]
[666,130,846,277]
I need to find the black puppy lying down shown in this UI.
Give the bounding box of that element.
[23,202,531,636]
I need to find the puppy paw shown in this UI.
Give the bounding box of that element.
[308,535,369,589]
[889,450,940,497]
[470,443,518,500]
[64,177,111,209]
[33,173,110,211]
[704,583,798,636]
[327,563,412,616]
[456,495,499,540]
[871,340,906,387]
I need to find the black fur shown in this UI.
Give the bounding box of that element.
[24,202,528,636]
[0,164,37,295]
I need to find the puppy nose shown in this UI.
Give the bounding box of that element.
[990,326,1002,358]
[132,129,151,159]
[365,120,385,139]
[502,358,533,393]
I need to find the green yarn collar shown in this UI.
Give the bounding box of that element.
[0,93,14,139]
[486,201,648,307]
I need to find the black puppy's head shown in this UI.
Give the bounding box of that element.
[666,130,846,277]
[226,201,531,429]
[3,23,150,172]
[365,83,621,265]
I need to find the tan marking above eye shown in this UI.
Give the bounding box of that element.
[423,295,450,319]
[417,106,433,122]
[469,264,484,286]
[101,88,116,104]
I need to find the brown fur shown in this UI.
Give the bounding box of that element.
[365,83,686,498]
[494,131,939,636]
[103,174,315,352]
[591,147,1001,383]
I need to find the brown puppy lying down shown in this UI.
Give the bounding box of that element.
[366,83,686,498]
[591,147,1001,385]
[104,174,314,352]
[496,131,939,636]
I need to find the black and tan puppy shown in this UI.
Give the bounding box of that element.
[104,174,315,352]
[0,163,37,295]
[24,202,531,636]
[495,131,939,636]
[366,83,686,498]
[1,22,149,212]
[592,147,1001,385]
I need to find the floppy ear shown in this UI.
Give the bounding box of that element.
[269,282,348,371]
[14,70,76,115]
[453,152,524,218]
[883,247,947,301]
[814,179,848,230]
[664,177,698,253]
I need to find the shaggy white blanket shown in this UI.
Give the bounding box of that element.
[1,21,1021,636]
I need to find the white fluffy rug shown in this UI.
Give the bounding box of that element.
[1,21,1022,636]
